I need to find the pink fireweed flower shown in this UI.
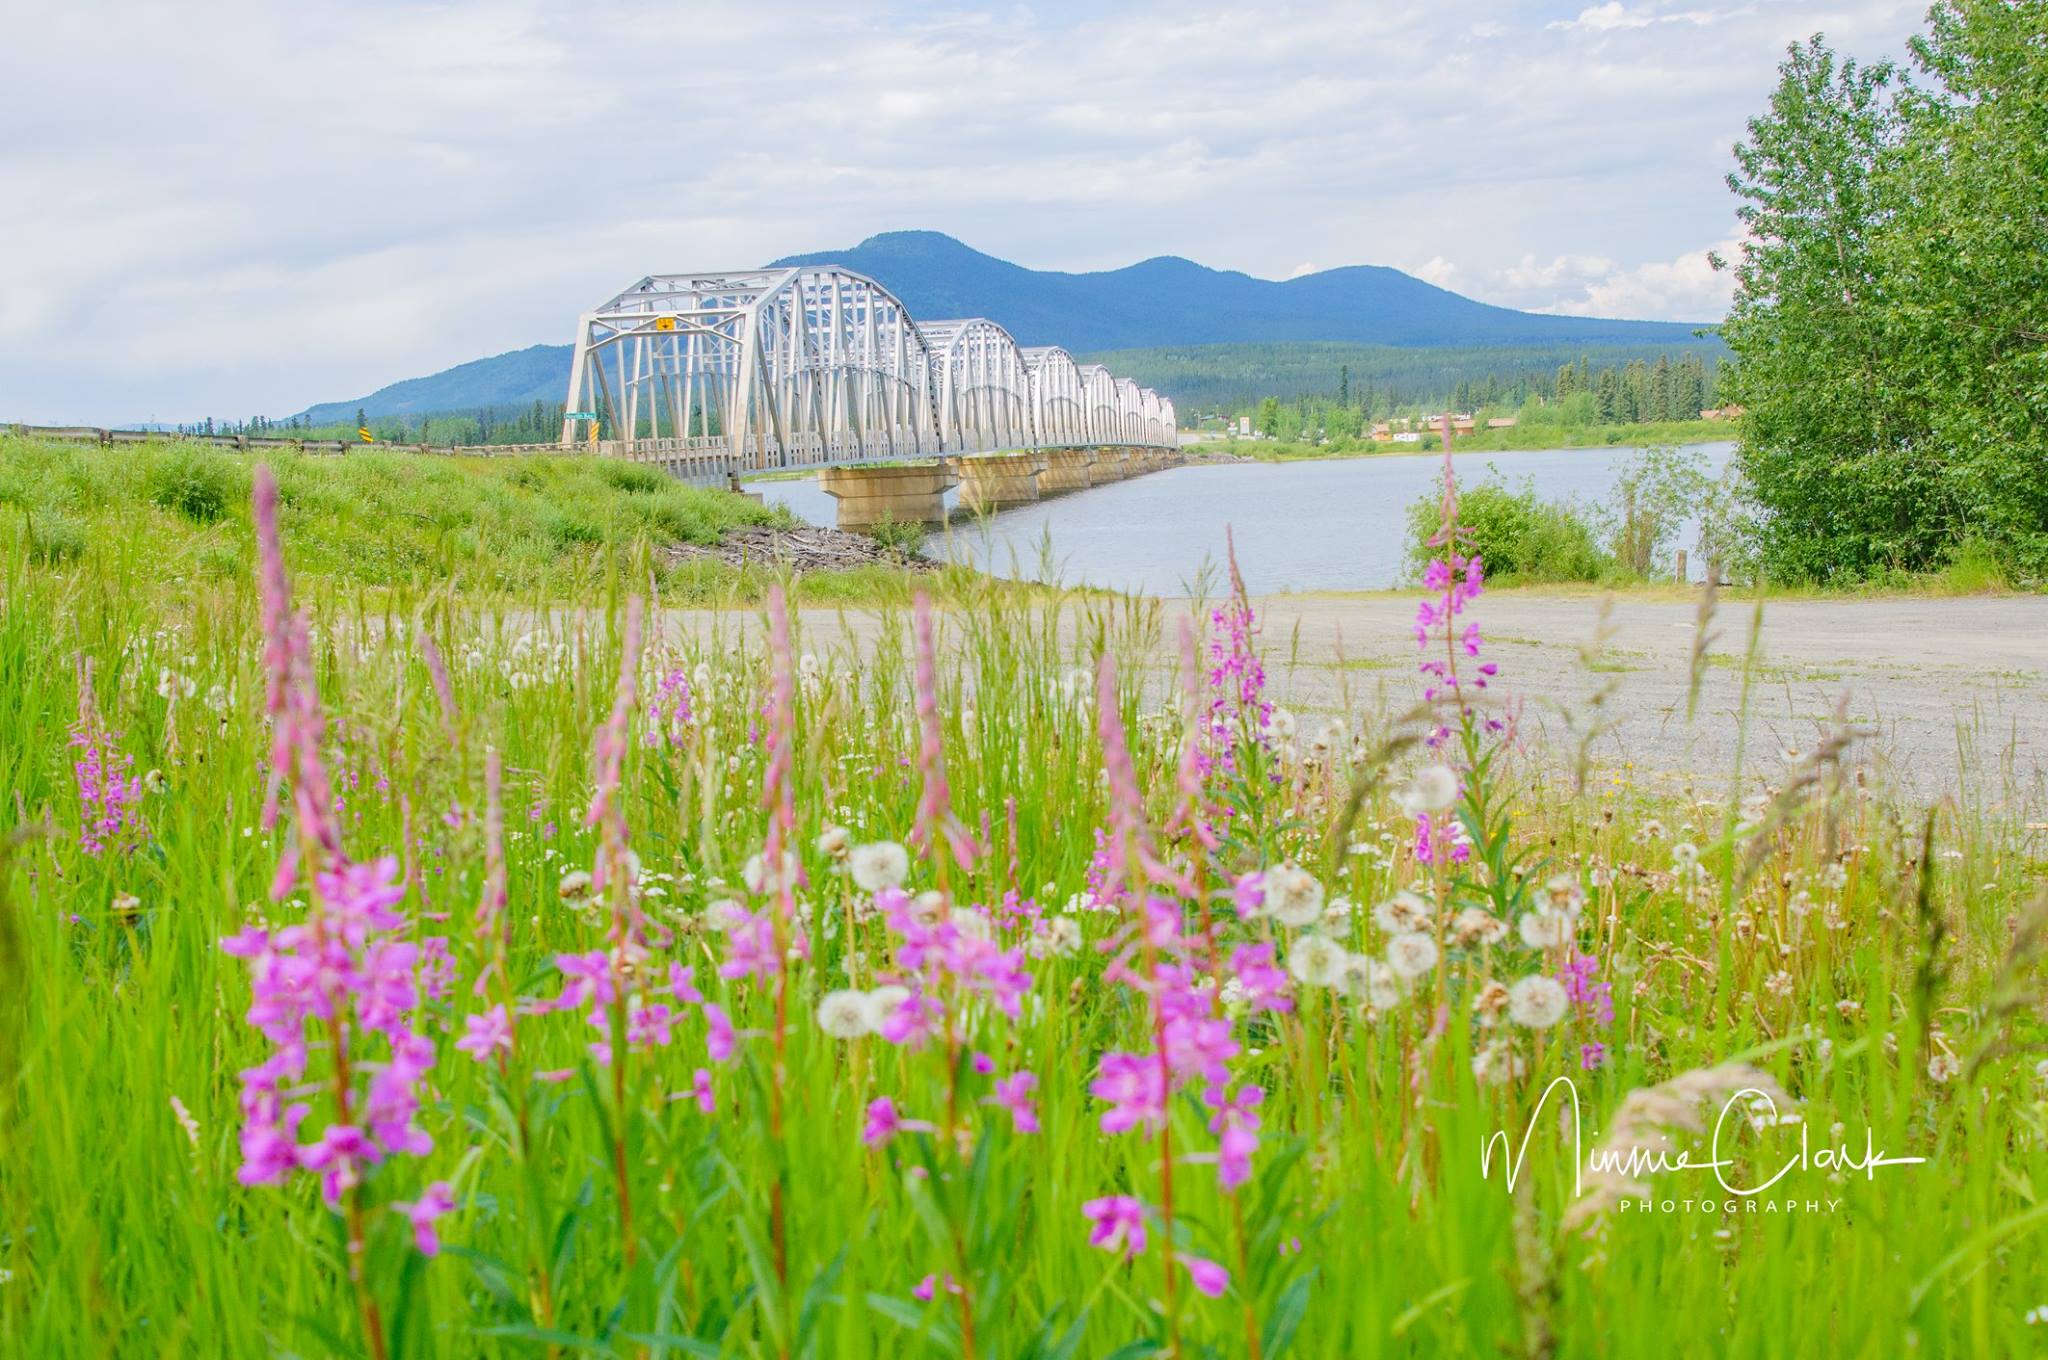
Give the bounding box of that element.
[472,748,510,999]
[1181,1254,1230,1298]
[758,587,800,933]
[688,1068,715,1113]
[1082,1195,1148,1257]
[1164,616,1222,852]
[455,1005,513,1063]
[1091,1051,1168,1134]
[985,1070,1041,1134]
[1227,942,1294,1014]
[418,632,458,739]
[908,591,980,873]
[645,666,695,748]
[876,989,944,1049]
[250,468,342,864]
[862,1096,935,1148]
[912,1273,962,1302]
[623,1000,677,1051]
[585,596,645,913]
[1206,1083,1265,1191]
[717,906,780,981]
[703,1002,736,1062]
[392,1181,456,1256]
[667,962,704,1005]
[298,1123,380,1205]
[1094,654,1185,895]
[68,660,145,856]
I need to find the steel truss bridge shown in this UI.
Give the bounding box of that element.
[561,266,1177,483]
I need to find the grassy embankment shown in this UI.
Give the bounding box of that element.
[0,435,962,606]
[1,436,2046,1356]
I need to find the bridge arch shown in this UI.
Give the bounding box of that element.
[1021,346,1085,447]
[918,318,1031,454]
[563,266,940,468]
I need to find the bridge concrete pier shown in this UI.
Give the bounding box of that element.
[954,454,1044,515]
[1096,449,1137,482]
[1039,448,1096,494]
[818,463,959,531]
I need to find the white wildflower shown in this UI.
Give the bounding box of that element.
[1384,931,1440,980]
[743,849,800,896]
[1268,707,1298,742]
[1287,935,1345,987]
[1399,764,1459,815]
[816,990,870,1039]
[1453,907,1509,946]
[849,840,910,892]
[1517,910,1575,949]
[1508,975,1569,1029]
[815,824,851,860]
[1927,1052,1960,1084]
[1372,890,1432,935]
[1336,954,1404,1008]
[557,869,594,903]
[859,984,911,1032]
[1263,865,1324,927]
[1472,1040,1527,1086]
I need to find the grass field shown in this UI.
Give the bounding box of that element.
[2,442,2045,1357]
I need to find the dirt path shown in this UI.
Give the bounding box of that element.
[1247,593,2048,799]
[659,592,2048,799]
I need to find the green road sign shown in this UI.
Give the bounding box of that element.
[565,411,598,420]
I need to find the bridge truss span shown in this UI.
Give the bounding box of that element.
[563,265,1176,476]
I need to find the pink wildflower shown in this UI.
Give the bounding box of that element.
[1081,1195,1148,1257]
[986,1071,1041,1134]
[393,1181,456,1256]
[455,1004,512,1063]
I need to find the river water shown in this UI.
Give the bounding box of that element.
[749,441,1735,596]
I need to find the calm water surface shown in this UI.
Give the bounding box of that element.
[750,442,1734,595]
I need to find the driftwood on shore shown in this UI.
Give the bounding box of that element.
[661,524,940,574]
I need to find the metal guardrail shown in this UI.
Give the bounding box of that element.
[4,422,565,458]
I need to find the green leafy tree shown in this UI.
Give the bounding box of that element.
[1719,5,2046,580]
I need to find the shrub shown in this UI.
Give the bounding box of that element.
[1405,476,1608,584]
[597,461,664,494]
[864,514,928,556]
[26,509,88,564]
[144,445,246,524]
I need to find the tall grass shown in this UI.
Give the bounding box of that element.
[0,447,2044,1359]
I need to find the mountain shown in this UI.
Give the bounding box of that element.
[298,344,570,426]
[770,231,1711,351]
[295,232,1717,421]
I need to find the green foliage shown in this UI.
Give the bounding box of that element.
[1599,446,1713,577]
[862,514,928,556]
[1722,4,2048,582]
[142,445,248,524]
[1405,475,1610,584]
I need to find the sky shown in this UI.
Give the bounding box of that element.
[0,0,1927,423]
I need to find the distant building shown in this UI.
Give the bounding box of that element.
[1236,415,1252,436]
[1486,417,1518,430]
[1700,405,1744,421]
[1392,431,1422,444]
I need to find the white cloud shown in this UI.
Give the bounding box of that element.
[1523,239,1741,321]
[1413,256,1462,289]
[0,0,1926,420]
